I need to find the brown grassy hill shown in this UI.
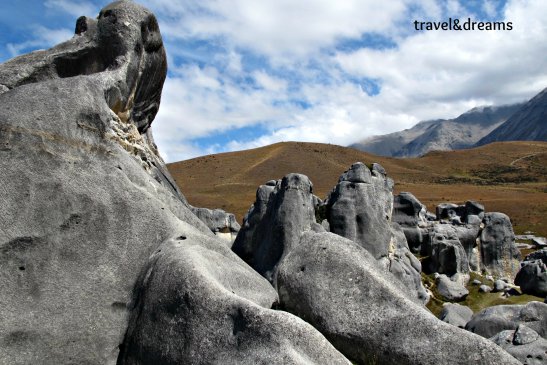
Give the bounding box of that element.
[167,141,547,236]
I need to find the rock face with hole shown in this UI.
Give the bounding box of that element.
[117,230,350,365]
[275,231,520,365]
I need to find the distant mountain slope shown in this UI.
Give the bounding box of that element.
[167,141,547,236]
[476,87,547,146]
[351,104,522,157]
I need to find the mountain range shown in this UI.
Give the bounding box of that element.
[351,86,546,157]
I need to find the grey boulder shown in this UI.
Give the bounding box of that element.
[490,325,547,365]
[118,229,350,365]
[480,212,521,280]
[466,301,547,339]
[435,274,469,301]
[515,260,547,297]
[232,174,316,282]
[276,231,519,365]
[439,303,474,328]
[191,206,241,243]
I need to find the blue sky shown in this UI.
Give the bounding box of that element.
[1,0,546,162]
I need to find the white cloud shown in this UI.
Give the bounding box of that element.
[150,0,547,162]
[7,26,73,57]
[44,0,97,18]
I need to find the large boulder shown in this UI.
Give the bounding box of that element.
[490,325,547,365]
[423,224,470,284]
[232,174,317,282]
[325,162,393,259]
[435,274,469,301]
[466,301,547,339]
[0,2,348,364]
[276,231,520,365]
[480,212,521,280]
[324,163,427,303]
[515,260,547,297]
[117,229,350,365]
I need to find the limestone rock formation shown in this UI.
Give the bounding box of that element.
[191,206,240,243]
[435,274,469,301]
[0,2,351,364]
[276,231,520,365]
[392,192,429,253]
[439,303,474,328]
[232,174,317,283]
[490,325,547,365]
[423,225,470,285]
[117,230,350,365]
[466,301,547,339]
[325,162,393,259]
[480,212,521,279]
[515,260,547,297]
[324,163,428,303]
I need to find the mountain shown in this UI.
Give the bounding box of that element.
[167,141,547,236]
[351,104,523,157]
[476,87,547,146]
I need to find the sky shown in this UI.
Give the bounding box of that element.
[1,0,546,162]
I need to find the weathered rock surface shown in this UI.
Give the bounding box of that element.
[191,206,241,243]
[232,174,316,282]
[435,274,469,301]
[325,162,393,259]
[423,225,470,284]
[0,2,350,364]
[490,325,547,365]
[439,303,474,328]
[276,231,520,365]
[466,301,547,339]
[515,260,547,297]
[524,248,547,265]
[323,163,427,303]
[392,192,429,253]
[480,212,521,280]
[118,230,350,365]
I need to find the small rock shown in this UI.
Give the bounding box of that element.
[472,279,482,286]
[486,275,494,282]
[513,324,539,345]
[436,274,469,301]
[479,285,492,293]
[439,303,474,328]
[493,279,506,292]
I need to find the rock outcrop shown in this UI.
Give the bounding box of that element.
[490,325,547,365]
[232,174,317,283]
[276,231,520,365]
[466,301,547,339]
[480,212,521,279]
[117,230,350,365]
[515,259,547,297]
[0,2,351,364]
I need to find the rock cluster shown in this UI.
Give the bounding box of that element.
[0,2,533,364]
[233,163,519,364]
[393,194,521,283]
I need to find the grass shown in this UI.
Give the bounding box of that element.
[425,271,544,317]
[167,141,547,236]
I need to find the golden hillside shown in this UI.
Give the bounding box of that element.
[167,141,547,236]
